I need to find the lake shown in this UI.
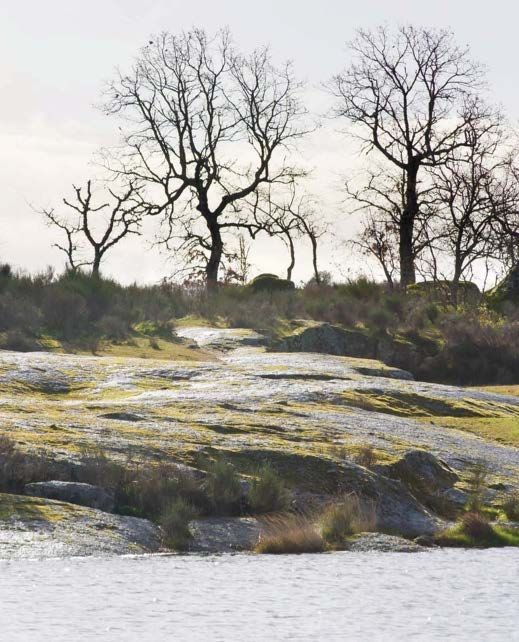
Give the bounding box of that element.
[0,549,517,641]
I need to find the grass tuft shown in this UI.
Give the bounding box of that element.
[255,514,324,554]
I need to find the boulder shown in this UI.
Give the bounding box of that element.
[0,492,161,559]
[278,323,376,358]
[388,449,459,495]
[189,517,262,553]
[25,481,115,513]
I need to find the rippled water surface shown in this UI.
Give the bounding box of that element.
[0,549,517,641]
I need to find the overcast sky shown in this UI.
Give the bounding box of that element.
[1,0,518,283]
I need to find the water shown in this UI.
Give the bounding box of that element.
[0,549,517,642]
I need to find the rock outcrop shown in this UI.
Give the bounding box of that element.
[189,517,262,553]
[277,323,376,358]
[25,481,115,513]
[0,493,161,559]
[387,450,459,493]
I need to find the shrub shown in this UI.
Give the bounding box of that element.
[255,515,324,554]
[502,493,519,521]
[0,435,56,491]
[159,498,196,550]
[0,330,40,352]
[248,464,290,514]
[249,274,295,293]
[204,459,243,515]
[466,463,488,513]
[76,451,208,518]
[96,315,130,341]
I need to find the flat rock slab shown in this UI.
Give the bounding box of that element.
[345,532,422,553]
[0,493,161,559]
[189,517,262,553]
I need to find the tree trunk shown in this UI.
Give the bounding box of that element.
[310,234,320,284]
[92,253,101,278]
[205,217,223,289]
[399,164,419,288]
[285,232,295,281]
[451,264,462,307]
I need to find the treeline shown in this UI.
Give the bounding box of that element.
[29,25,519,292]
[1,267,519,385]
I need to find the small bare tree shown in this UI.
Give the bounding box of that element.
[103,28,309,287]
[429,123,505,304]
[249,185,326,283]
[332,25,490,287]
[43,180,144,276]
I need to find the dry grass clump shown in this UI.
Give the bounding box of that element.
[255,514,324,554]
[320,494,377,545]
[353,445,378,469]
[460,512,495,540]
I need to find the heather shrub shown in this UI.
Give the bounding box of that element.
[159,498,196,550]
[248,464,290,514]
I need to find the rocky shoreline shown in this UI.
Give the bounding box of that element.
[0,324,517,558]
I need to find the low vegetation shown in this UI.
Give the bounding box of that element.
[502,493,519,521]
[158,498,196,550]
[435,512,519,548]
[255,515,325,554]
[247,464,290,514]
[1,267,519,386]
[320,495,377,546]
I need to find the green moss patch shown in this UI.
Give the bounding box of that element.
[340,389,519,419]
[427,416,519,447]
[435,523,519,548]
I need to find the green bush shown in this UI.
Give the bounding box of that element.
[159,498,196,550]
[204,459,243,515]
[249,273,295,293]
[502,493,519,521]
[248,464,290,514]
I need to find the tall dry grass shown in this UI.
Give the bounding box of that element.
[255,514,324,554]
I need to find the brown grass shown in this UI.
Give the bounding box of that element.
[460,512,495,540]
[320,494,377,545]
[255,514,324,554]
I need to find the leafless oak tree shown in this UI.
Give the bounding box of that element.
[428,122,506,303]
[347,169,436,285]
[332,25,491,287]
[103,28,309,287]
[43,180,143,276]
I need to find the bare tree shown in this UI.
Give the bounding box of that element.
[351,214,399,287]
[332,25,490,287]
[346,168,437,285]
[103,28,309,287]
[249,185,326,282]
[43,180,143,276]
[486,156,519,285]
[428,123,505,304]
